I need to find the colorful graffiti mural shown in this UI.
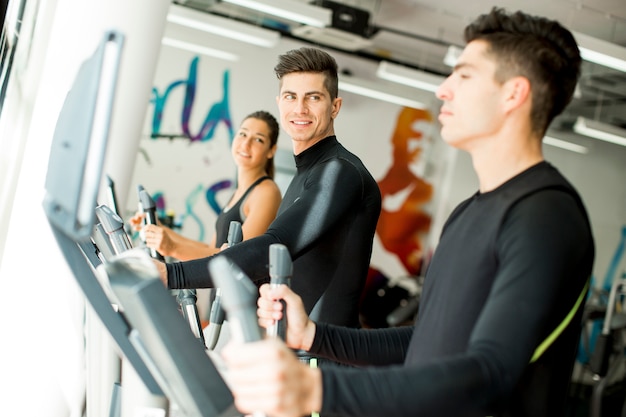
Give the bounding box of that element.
[150,56,234,143]
[144,56,237,240]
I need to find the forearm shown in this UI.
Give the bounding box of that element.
[320,354,493,417]
[167,233,280,289]
[310,323,412,366]
[167,234,217,261]
[167,256,215,288]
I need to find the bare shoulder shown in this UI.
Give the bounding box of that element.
[258,178,282,195]
[242,178,282,219]
[249,178,282,204]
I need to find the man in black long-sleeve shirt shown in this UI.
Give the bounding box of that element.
[222,8,595,417]
[158,47,381,329]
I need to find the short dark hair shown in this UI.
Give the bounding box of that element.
[274,47,339,100]
[243,110,279,179]
[464,7,581,136]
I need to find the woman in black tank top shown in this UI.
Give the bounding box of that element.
[129,110,282,261]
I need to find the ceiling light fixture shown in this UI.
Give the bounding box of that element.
[573,32,626,73]
[167,4,280,48]
[376,61,445,93]
[443,45,462,67]
[222,0,332,28]
[162,37,239,62]
[543,136,589,154]
[339,76,431,109]
[573,117,626,147]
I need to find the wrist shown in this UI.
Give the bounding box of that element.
[165,230,191,260]
[301,320,316,351]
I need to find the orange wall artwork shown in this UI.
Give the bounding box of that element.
[376,107,434,277]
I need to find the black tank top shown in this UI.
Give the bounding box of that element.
[213,176,271,247]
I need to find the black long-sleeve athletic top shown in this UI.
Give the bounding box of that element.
[168,136,381,328]
[308,161,594,417]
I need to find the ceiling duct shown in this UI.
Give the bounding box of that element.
[291,26,372,51]
[291,1,373,52]
[323,0,371,37]
[221,0,332,27]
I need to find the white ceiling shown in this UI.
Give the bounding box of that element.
[379,1,623,62]
[375,0,626,45]
[368,0,626,135]
[176,0,626,136]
